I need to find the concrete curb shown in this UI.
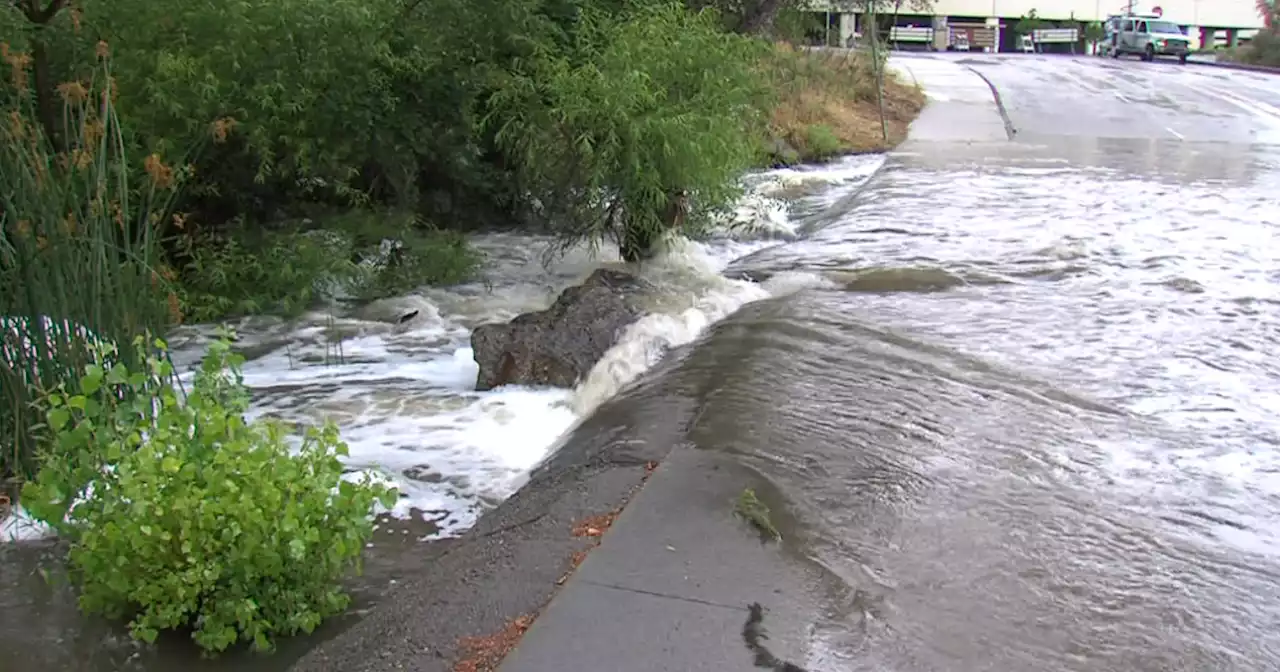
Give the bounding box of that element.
[498,445,832,672]
[963,65,1018,140]
[1187,58,1280,75]
[287,370,705,672]
[290,348,840,672]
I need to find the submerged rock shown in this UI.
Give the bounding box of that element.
[470,269,652,391]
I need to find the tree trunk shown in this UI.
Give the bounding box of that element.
[30,37,61,151]
[21,0,69,152]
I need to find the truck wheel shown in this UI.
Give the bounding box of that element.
[1144,44,1155,61]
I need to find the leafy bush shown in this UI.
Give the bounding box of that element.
[21,334,396,653]
[176,211,481,322]
[803,124,842,160]
[350,229,480,302]
[490,2,770,259]
[176,227,358,322]
[1226,28,1280,68]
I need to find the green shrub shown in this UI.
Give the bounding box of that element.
[21,333,396,653]
[351,229,479,301]
[176,226,358,322]
[490,2,770,259]
[176,212,481,322]
[1228,29,1280,68]
[803,124,843,160]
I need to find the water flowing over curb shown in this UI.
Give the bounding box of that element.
[1,154,889,544]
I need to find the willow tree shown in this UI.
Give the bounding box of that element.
[490,3,769,261]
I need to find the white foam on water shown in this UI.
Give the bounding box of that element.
[2,159,881,544]
[0,507,50,542]
[717,154,886,240]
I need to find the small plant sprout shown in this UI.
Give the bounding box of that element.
[734,487,781,542]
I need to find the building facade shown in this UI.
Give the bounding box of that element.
[932,1,1263,27]
[811,0,1266,52]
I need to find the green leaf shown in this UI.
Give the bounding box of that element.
[80,367,104,396]
[47,407,71,431]
[161,455,182,474]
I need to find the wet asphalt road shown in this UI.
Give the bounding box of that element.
[954,52,1280,144]
[718,53,1280,672]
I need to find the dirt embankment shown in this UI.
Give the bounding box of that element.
[762,44,926,165]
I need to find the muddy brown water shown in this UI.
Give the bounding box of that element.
[4,136,1280,670]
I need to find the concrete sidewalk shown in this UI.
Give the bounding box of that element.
[888,55,1013,144]
[496,58,1007,672]
[497,447,830,672]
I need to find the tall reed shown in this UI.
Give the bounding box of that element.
[1,42,185,480]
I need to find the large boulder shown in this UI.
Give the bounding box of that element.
[470,269,652,391]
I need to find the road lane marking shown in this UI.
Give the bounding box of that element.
[1165,127,1185,140]
[1059,68,1104,94]
[1202,84,1280,125]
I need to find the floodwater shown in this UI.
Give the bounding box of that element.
[5,54,1280,671]
[712,138,1280,671]
[0,152,879,671]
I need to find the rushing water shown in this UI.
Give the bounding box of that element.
[4,129,1280,670]
[0,155,882,670]
[715,137,1280,670]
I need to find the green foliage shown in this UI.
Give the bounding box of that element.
[176,227,358,322]
[351,230,479,302]
[21,333,396,653]
[176,211,480,323]
[80,0,405,185]
[0,53,182,479]
[490,2,770,257]
[1013,9,1044,37]
[1227,28,1280,67]
[4,0,904,303]
[733,487,780,542]
[803,124,842,160]
[1083,21,1106,44]
[765,7,826,44]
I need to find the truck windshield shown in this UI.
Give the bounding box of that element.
[1147,20,1183,34]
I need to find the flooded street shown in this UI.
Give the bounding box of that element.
[713,55,1280,669]
[5,53,1280,670]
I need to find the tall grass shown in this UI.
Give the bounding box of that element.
[762,44,924,160]
[1,42,184,480]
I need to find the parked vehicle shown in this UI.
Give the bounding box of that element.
[1097,15,1121,57]
[1110,14,1190,63]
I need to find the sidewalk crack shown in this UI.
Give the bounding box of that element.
[576,579,743,611]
